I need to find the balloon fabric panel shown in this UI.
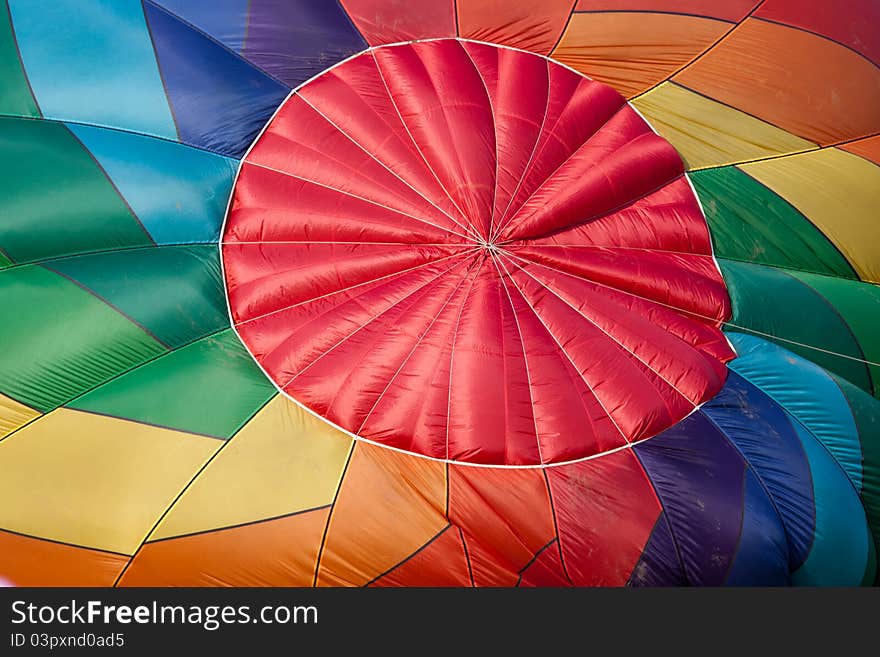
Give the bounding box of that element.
[840,136,880,165]
[673,18,880,146]
[573,2,758,22]
[224,40,735,466]
[553,12,731,98]
[631,82,816,169]
[754,0,880,65]
[0,3,37,117]
[142,1,290,158]
[8,0,178,139]
[340,0,456,45]
[0,0,878,588]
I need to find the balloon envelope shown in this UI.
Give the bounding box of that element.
[0,0,877,587]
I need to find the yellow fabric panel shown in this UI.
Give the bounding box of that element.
[740,148,880,284]
[151,395,353,540]
[0,408,219,554]
[0,393,40,439]
[551,12,728,98]
[632,82,815,170]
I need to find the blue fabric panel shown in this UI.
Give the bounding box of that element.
[67,123,237,244]
[634,412,745,586]
[627,512,687,587]
[8,0,177,139]
[143,1,290,158]
[153,0,250,52]
[242,0,368,87]
[724,468,790,586]
[702,371,815,570]
[790,422,872,585]
[727,332,863,491]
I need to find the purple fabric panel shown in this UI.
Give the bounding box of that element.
[634,412,746,586]
[243,0,368,87]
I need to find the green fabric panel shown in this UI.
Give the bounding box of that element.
[0,117,153,264]
[47,245,228,349]
[70,330,276,439]
[721,259,871,392]
[0,266,166,412]
[0,249,11,268]
[832,374,880,584]
[0,2,38,117]
[788,271,880,398]
[692,167,858,279]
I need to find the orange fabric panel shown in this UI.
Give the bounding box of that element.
[118,508,329,586]
[339,0,456,45]
[552,12,729,98]
[369,526,472,586]
[674,19,880,145]
[447,465,555,582]
[456,0,575,55]
[316,443,446,586]
[0,530,126,586]
[755,0,880,65]
[840,136,880,165]
[573,1,756,22]
[547,449,662,586]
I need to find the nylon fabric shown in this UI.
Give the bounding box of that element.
[223,39,735,465]
[0,0,878,589]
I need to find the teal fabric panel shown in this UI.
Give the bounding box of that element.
[9,0,177,139]
[67,123,237,244]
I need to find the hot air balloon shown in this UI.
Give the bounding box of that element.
[0,0,877,587]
